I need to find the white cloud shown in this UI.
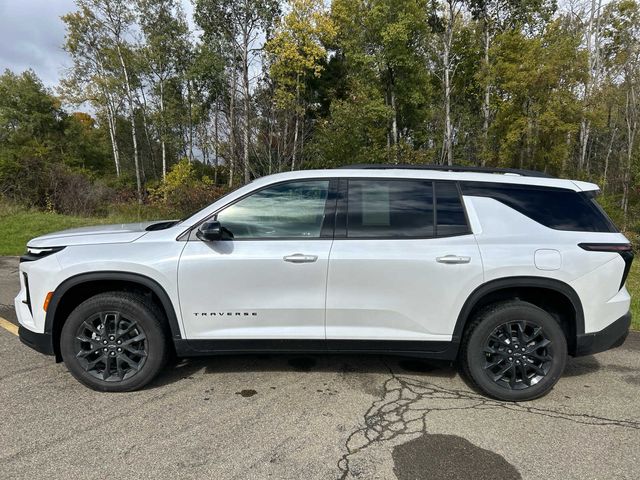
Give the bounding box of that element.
[0,0,195,89]
[0,0,76,87]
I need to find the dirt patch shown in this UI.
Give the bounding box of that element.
[235,389,257,398]
[392,433,521,480]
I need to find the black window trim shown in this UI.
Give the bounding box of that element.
[334,177,472,240]
[185,177,339,241]
[435,180,473,237]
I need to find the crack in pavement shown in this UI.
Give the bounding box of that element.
[336,365,640,480]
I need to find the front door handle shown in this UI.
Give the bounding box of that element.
[436,255,471,264]
[283,253,318,263]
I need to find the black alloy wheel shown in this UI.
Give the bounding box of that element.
[61,292,167,392]
[73,311,148,382]
[483,320,553,390]
[461,300,567,401]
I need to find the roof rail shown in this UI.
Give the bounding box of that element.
[337,164,555,179]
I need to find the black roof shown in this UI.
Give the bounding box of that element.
[337,164,555,179]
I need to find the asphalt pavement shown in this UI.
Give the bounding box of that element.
[0,256,639,480]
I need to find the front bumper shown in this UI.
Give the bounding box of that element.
[19,325,54,356]
[574,311,631,356]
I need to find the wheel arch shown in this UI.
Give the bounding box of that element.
[453,276,584,356]
[45,271,183,361]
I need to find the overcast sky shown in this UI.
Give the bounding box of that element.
[0,0,195,89]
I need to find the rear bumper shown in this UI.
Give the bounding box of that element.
[574,311,631,357]
[19,325,54,356]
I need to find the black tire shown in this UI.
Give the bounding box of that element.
[461,300,567,401]
[60,292,168,392]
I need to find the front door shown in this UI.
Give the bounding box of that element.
[178,179,335,340]
[326,178,483,345]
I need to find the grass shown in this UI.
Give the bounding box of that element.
[626,261,640,330]
[0,203,159,256]
[1,202,638,330]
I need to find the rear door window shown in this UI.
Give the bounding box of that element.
[345,179,471,238]
[347,179,434,238]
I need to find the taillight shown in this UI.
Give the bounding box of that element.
[578,243,634,289]
[578,243,632,252]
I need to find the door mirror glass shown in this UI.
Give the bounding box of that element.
[196,220,234,241]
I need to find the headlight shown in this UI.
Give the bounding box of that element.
[21,246,66,263]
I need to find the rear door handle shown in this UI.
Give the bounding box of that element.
[436,255,471,264]
[283,253,318,263]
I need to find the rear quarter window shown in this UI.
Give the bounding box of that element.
[461,183,618,233]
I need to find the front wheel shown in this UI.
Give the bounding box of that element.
[60,292,168,392]
[461,301,567,401]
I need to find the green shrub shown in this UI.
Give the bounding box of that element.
[0,157,116,216]
[149,159,228,217]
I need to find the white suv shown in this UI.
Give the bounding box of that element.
[15,165,633,401]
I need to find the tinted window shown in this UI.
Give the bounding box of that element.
[461,183,617,232]
[435,181,470,236]
[347,179,434,238]
[216,180,330,238]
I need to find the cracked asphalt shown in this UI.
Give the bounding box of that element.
[0,256,639,480]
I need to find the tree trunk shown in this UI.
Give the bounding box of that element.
[563,130,571,175]
[105,97,120,177]
[139,85,156,181]
[385,65,398,162]
[603,126,617,194]
[116,44,142,204]
[228,66,237,188]
[159,79,167,180]
[280,116,288,173]
[443,46,453,166]
[481,14,490,166]
[579,0,602,172]
[622,87,637,217]
[578,118,591,171]
[442,0,455,166]
[291,112,299,171]
[242,26,251,184]
[268,102,274,174]
[390,85,398,164]
[187,79,194,163]
[214,99,219,184]
[95,48,120,177]
[291,78,300,171]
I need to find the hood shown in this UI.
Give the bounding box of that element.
[26,221,170,248]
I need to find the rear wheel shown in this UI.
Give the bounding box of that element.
[60,292,168,392]
[461,301,567,401]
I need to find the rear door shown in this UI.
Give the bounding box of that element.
[325,178,484,346]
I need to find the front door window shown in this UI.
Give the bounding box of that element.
[216,180,330,239]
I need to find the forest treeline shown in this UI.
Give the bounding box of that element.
[0,0,639,225]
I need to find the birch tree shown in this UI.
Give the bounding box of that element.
[62,5,124,177]
[429,0,464,165]
[267,0,335,171]
[576,0,605,172]
[469,0,555,166]
[603,0,640,215]
[195,0,279,184]
[97,0,143,201]
[136,0,189,179]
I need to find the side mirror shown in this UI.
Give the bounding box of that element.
[196,220,234,241]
